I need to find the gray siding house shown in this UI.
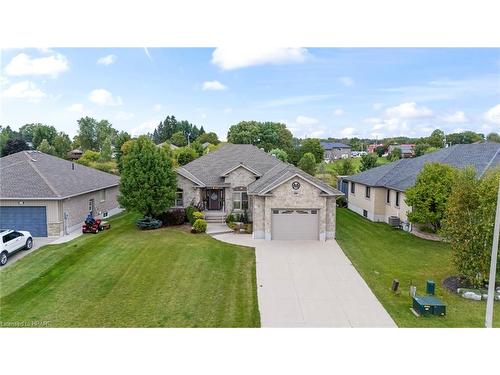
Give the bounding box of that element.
[320,142,351,161]
[176,144,343,241]
[342,142,500,224]
[0,151,121,236]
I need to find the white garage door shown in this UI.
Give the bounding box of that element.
[271,209,319,240]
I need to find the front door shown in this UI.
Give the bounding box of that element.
[207,189,222,210]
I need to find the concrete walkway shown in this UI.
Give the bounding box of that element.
[206,222,232,235]
[213,233,396,328]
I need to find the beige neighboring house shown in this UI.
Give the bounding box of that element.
[343,142,500,225]
[176,144,344,241]
[0,151,121,237]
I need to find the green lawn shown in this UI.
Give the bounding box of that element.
[0,212,260,327]
[323,156,390,174]
[336,208,499,327]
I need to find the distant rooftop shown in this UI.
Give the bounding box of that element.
[320,142,351,150]
[344,143,500,191]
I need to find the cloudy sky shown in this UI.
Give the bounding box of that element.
[1,48,499,140]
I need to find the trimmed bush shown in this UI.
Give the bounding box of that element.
[186,205,197,225]
[193,211,205,221]
[192,219,207,233]
[156,208,186,226]
[225,213,235,224]
[136,217,162,230]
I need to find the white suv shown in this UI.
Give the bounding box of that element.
[0,229,33,266]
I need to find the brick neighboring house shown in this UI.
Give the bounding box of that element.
[320,142,351,161]
[367,144,384,153]
[175,144,343,241]
[0,151,121,237]
[388,144,415,158]
[342,143,500,225]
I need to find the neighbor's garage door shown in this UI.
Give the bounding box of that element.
[271,209,319,240]
[0,206,48,237]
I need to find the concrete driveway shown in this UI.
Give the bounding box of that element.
[213,233,396,328]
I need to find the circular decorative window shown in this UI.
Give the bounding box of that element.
[292,181,301,190]
[210,192,218,200]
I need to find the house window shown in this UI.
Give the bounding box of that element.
[386,189,390,204]
[365,186,371,198]
[395,192,400,207]
[88,199,94,213]
[233,191,248,210]
[363,210,368,218]
[175,189,184,207]
[99,189,107,202]
[351,182,356,194]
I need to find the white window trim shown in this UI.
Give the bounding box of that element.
[88,199,94,212]
[175,190,184,207]
[99,189,107,203]
[232,191,248,210]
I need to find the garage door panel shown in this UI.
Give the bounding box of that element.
[272,209,319,240]
[0,206,47,236]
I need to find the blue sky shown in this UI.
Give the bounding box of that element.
[1,48,499,140]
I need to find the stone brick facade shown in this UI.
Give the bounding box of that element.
[176,174,202,207]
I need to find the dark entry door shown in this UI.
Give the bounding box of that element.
[207,189,222,210]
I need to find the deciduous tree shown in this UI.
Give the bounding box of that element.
[298,152,317,175]
[359,153,378,172]
[118,136,177,218]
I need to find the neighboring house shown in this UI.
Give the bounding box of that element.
[321,142,351,161]
[176,144,343,241]
[0,151,121,237]
[388,144,415,158]
[342,143,500,224]
[67,149,83,160]
[367,144,383,153]
[157,142,179,150]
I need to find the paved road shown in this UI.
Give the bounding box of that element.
[213,233,396,328]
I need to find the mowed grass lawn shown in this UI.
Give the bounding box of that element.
[323,156,390,174]
[336,208,500,327]
[0,212,260,327]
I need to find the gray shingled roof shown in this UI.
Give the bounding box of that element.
[0,151,120,199]
[344,143,500,191]
[179,143,343,196]
[321,142,351,150]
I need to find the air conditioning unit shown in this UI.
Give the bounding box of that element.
[388,216,400,228]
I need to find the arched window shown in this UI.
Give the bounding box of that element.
[175,188,184,207]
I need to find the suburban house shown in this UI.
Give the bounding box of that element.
[176,144,343,240]
[67,149,83,160]
[0,151,121,237]
[388,144,415,158]
[342,142,500,225]
[320,142,351,161]
[367,144,384,153]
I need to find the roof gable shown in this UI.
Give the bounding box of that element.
[221,163,262,177]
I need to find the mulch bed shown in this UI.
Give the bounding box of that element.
[443,275,499,294]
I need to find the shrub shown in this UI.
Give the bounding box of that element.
[193,211,205,221]
[225,213,235,224]
[337,196,347,208]
[192,219,207,233]
[156,208,186,226]
[242,209,249,224]
[136,217,162,230]
[186,205,198,225]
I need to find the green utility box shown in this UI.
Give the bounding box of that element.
[426,280,436,295]
[412,295,446,316]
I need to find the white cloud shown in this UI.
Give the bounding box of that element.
[143,48,153,62]
[338,76,354,87]
[153,104,162,112]
[2,80,46,101]
[89,89,123,106]
[442,111,468,123]
[484,104,500,124]
[114,111,134,121]
[97,54,117,66]
[340,127,357,137]
[130,120,159,137]
[211,47,310,70]
[296,115,319,125]
[372,103,383,110]
[202,80,227,91]
[4,52,69,78]
[385,102,432,119]
[333,108,344,116]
